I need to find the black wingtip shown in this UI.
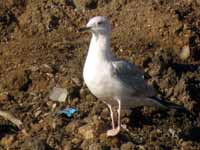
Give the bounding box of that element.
[149,96,188,112]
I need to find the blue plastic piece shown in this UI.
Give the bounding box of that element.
[57,108,78,117]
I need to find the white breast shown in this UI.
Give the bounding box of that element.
[83,33,120,99]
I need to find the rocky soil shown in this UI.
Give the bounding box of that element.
[0,0,200,149]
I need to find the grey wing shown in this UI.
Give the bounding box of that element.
[111,60,156,97]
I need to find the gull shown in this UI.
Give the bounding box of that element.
[80,16,183,136]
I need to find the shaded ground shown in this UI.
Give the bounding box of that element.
[0,0,200,149]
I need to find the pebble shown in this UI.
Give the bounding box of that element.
[138,145,146,150]
[148,63,161,76]
[34,110,42,117]
[20,138,46,150]
[180,141,193,150]
[71,77,82,86]
[65,120,83,133]
[0,92,9,101]
[78,124,95,140]
[89,143,102,150]
[168,128,177,138]
[29,66,39,72]
[71,137,82,145]
[63,143,72,150]
[121,142,136,150]
[180,45,190,60]
[79,88,88,98]
[40,64,54,73]
[1,135,15,148]
[73,0,98,11]
[197,0,200,5]
[46,100,54,108]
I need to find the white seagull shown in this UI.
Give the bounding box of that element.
[80,16,183,136]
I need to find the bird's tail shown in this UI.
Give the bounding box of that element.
[146,96,186,111]
[143,96,195,120]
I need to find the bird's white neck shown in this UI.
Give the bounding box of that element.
[86,33,114,61]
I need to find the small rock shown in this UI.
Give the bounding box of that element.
[20,138,46,150]
[71,77,82,86]
[20,129,30,137]
[180,45,190,60]
[1,135,15,148]
[0,92,9,101]
[65,120,83,133]
[29,66,39,72]
[168,128,177,138]
[180,141,193,150]
[46,101,54,108]
[79,88,88,98]
[138,145,145,150]
[197,0,200,5]
[121,142,136,150]
[148,63,161,76]
[46,101,57,111]
[63,143,72,150]
[34,110,42,117]
[73,0,98,11]
[78,124,95,139]
[49,87,68,102]
[40,64,54,73]
[89,143,102,150]
[71,137,82,145]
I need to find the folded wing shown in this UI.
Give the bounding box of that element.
[111,60,156,97]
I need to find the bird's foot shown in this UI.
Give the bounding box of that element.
[106,126,120,137]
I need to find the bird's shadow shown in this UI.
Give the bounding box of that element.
[127,106,191,128]
[127,107,150,127]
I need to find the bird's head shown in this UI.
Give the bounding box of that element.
[79,16,111,35]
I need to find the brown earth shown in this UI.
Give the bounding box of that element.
[0,0,200,149]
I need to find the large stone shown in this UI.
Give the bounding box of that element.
[49,87,68,102]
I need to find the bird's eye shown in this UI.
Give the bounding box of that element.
[97,21,103,25]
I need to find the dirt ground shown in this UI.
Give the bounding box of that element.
[0,0,200,149]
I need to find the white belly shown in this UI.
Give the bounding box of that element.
[83,61,112,98]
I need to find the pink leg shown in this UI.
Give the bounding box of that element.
[107,104,115,129]
[107,99,121,136]
[117,99,121,131]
